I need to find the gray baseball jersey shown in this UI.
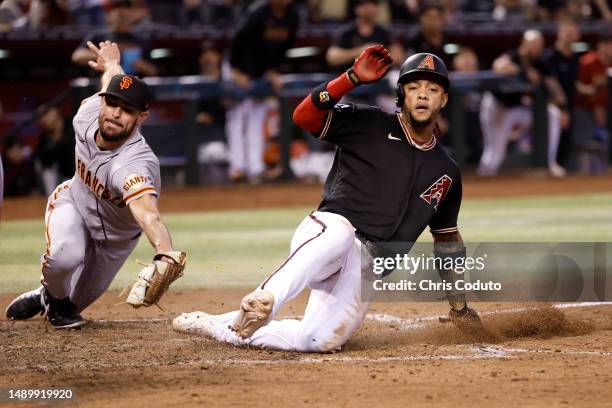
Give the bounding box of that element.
[71,94,161,242]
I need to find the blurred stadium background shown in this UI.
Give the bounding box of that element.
[0,0,611,197]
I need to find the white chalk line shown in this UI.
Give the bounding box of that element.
[8,345,611,373]
[7,351,511,372]
[473,345,612,358]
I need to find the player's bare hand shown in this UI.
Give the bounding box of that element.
[87,40,121,72]
[350,45,393,84]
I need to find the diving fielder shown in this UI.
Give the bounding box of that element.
[6,41,186,329]
[174,46,478,351]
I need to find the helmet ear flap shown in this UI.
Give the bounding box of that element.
[395,84,405,108]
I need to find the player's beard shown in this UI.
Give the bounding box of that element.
[404,106,440,133]
[98,118,136,142]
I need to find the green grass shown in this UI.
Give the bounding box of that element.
[1,193,611,293]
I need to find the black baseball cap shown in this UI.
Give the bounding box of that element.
[99,74,151,112]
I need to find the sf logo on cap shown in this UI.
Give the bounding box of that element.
[119,76,133,90]
[417,55,435,70]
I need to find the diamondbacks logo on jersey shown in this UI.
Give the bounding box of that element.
[119,76,133,90]
[420,175,452,210]
[417,55,435,71]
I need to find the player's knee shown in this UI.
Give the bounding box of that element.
[44,245,85,275]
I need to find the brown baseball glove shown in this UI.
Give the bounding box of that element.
[125,251,187,308]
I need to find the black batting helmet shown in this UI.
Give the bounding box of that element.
[395,53,449,107]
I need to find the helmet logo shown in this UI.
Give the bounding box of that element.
[417,55,435,71]
[119,76,133,90]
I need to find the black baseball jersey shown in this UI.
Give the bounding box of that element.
[331,22,392,72]
[543,47,579,107]
[316,103,461,242]
[229,0,299,79]
[492,48,552,107]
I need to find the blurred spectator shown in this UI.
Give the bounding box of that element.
[71,0,157,76]
[452,47,484,163]
[478,30,567,177]
[441,0,462,23]
[534,0,570,21]
[307,0,348,23]
[461,0,495,13]
[2,136,37,197]
[66,0,106,26]
[543,17,580,167]
[492,0,527,21]
[326,0,404,72]
[183,0,205,24]
[345,0,391,22]
[405,1,452,67]
[28,0,70,28]
[34,105,75,195]
[452,46,479,72]
[575,33,612,144]
[0,0,28,31]
[226,0,299,183]
[196,43,225,128]
[592,0,612,20]
[388,0,419,23]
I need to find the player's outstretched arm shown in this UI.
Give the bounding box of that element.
[128,194,173,254]
[293,45,393,133]
[86,40,125,93]
[125,194,187,308]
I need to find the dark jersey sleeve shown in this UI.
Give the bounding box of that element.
[534,56,552,78]
[316,103,381,146]
[428,170,462,234]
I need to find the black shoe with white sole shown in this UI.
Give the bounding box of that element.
[5,287,45,320]
[43,290,86,329]
[439,305,481,324]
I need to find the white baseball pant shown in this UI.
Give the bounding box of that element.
[478,91,562,175]
[206,211,370,352]
[225,97,268,178]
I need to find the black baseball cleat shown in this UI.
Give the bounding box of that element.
[439,305,481,327]
[449,305,481,321]
[5,287,45,320]
[43,290,87,329]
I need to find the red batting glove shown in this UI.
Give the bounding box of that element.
[348,45,393,85]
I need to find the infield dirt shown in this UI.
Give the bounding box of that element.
[1,290,612,408]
